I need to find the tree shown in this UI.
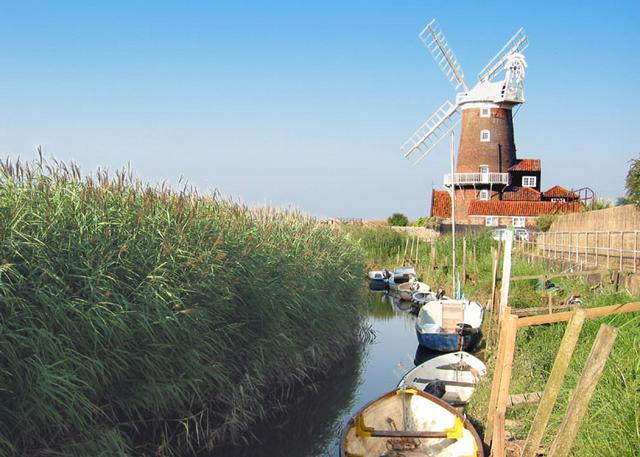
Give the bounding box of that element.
[387,213,409,226]
[625,157,640,208]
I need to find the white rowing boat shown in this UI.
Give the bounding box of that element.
[397,352,487,406]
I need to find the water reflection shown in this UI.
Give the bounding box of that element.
[211,291,424,457]
[213,341,365,457]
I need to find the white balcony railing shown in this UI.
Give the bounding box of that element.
[443,172,510,186]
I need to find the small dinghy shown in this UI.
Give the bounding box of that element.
[341,388,483,457]
[397,281,430,301]
[388,267,418,291]
[397,352,487,406]
[368,270,390,291]
[415,300,483,352]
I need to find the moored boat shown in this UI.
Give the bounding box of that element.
[397,352,487,406]
[415,299,483,352]
[340,388,483,457]
[387,266,418,291]
[368,270,390,291]
[396,281,430,301]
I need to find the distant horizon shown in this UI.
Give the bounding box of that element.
[1,1,638,220]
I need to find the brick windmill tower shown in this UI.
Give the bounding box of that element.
[401,20,529,221]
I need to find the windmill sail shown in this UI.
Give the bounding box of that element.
[419,20,468,91]
[401,100,459,164]
[478,27,529,83]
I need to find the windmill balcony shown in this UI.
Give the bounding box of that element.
[443,172,510,186]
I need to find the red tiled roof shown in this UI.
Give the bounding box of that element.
[543,185,579,199]
[468,200,583,217]
[508,159,541,172]
[431,190,451,218]
[501,186,541,201]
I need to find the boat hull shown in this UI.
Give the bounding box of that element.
[340,388,484,457]
[368,279,388,291]
[416,330,481,352]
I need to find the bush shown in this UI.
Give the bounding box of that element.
[536,213,556,232]
[387,213,409,226]
[414,216,443,230]
[625,157,640,207]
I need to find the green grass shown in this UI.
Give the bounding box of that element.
[0,158,367,456]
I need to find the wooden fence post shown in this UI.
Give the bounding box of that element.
[485,311,517,448]
[499,231,513,319]
[606,231,611,268]
[521,309,587,457]
[489,314,519,455]
[619,231,623,271]
[415,237,420,266]
[431,242,436,271]
[547,324,619,457]
[634,231,638,273]
[462,237,467,284]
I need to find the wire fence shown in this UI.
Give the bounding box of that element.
[514,230,640,273]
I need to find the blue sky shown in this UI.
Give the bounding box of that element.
[1,1,638,220]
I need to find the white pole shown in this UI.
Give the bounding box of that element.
[450,130,457,296]
[500,229,514,318]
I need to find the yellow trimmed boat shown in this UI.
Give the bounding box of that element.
[341,388,483,457]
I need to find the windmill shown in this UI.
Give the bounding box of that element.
[401,20,528,168]
[401,20,528,294]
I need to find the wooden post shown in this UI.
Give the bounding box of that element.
[473,245,478,284]
[547,325,619,457]
[499,231,513,319]
[595,231,599,267]
[521,309,587,457]
[431,242,436,271]
[619,231,623,271]
[547,292,553,314]
[634,231,638,273]
[488,314,518,451]
[462,237,467,284]
[415,237,420,266]
[488,247,498,313]
[403,237,409,265]
[484,308,510,447]
[606,231,611,268]
[396,245,400,265]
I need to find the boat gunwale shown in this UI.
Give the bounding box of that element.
[339,388,485,457]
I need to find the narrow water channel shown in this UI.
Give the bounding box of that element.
[217,291,442,457]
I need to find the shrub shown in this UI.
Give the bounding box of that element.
[625,157,640,207]
[536,213,556,232]
[387,213,409,226]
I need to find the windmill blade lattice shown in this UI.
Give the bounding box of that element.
[401,100,460,164]
[478,27,529,83]
[419,20,468,91]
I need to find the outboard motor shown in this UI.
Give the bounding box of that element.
[423,380,446,399]
[456,323,476,336]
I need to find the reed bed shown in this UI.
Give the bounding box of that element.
[0,157,366,456]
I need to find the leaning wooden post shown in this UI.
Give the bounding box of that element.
[415,237,420,266]
[403,237,410,265]
[484,309,515,448]
[488,313,518,453]
[521,308,587,457]
[547,324,619,457]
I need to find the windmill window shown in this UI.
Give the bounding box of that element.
[480,130,490,142]
[479,165,489,173]
[480,107,491,117]
[479,190,489,200]
[522,176,537,187]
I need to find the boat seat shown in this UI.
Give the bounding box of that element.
[441,302,465,332]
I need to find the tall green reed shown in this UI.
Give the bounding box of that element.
[0,157,366,456]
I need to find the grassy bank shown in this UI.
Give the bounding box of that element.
[0,159,366,456]
[350,224,639,455]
